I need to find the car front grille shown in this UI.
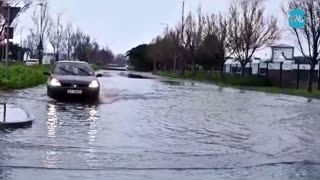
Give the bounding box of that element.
[61,83,89,88]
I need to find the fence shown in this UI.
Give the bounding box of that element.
[224,62,320,90]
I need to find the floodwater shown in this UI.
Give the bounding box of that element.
[1,70,320,180]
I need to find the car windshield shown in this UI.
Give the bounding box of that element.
[52,62,94,76]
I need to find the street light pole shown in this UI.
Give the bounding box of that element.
[179,0,185,77]
[160,23,169,33]
[160,23,169,29]
[181,0,185,42]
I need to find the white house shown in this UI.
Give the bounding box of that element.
[23,53,54,65]
[43,53,55,65]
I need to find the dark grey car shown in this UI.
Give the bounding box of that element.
[44,61,102,101]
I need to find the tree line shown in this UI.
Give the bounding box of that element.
[23,0,115,65]
[127,0,320,92]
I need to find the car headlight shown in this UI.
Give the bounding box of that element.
[89,80,99,88]
[49,78,61,87]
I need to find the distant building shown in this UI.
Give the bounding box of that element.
[43,53,55,65]
[270,44,294,62]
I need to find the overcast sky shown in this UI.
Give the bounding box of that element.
[15,0,294,58]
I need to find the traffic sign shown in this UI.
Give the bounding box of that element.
[0,6,21,25]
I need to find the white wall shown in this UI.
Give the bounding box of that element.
[43,55,54,65]
[272,48,293,62]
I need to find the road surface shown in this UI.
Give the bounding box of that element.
[1,70,320,180]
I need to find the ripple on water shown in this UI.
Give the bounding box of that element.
[1,71,320,179]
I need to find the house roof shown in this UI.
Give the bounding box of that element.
[270,44,294,48]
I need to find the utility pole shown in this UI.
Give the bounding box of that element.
[160,23,169,32]
[179,0,185,77]
[181,0,185,42]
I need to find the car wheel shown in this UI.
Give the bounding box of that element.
[91,93,100,102]
[47,88,54,98]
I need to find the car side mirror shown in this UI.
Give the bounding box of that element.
[43,72,50,76]
[96,74,102,77]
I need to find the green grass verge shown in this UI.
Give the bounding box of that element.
[159,71,271,87]
[0,64,50,90]
[91,64,101,71]
[159,70,320,99]
[239,86,320,99]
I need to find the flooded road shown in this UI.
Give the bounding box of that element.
[1,70,320,180]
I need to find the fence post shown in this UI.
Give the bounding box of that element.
[266,62,269,77]
[297,63,300,90]
[249,62,252,75]
[229,64,232,74]
[235,64,238,75]
[280,62,283,88]
[3,103,6,122]
[258,63,260,75]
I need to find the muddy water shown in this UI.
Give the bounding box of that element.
[1,71,320,180]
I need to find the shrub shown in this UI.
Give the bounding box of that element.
[0,64,50,90]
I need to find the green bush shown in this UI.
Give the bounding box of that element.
[0,64,50,90]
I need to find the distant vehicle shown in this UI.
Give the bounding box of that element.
[43,61,102,101]
[25,59,39,66]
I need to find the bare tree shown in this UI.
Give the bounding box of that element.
[70,28,82,60]
[148,36,162,72]
[49,13,65,62]
[229,0,280,76]
[206,13,233,78]
[150,30,178,71]
[184,8,206,79]
[283,1,320,92]
[88,41,99,63]
[23,32,37,59]
[65,23,73,60]
[70,28,92,62]
[30,0,50,64]
[165,28,181,73]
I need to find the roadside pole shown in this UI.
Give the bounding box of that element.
[297,63,300,90]
[3,103,6,122]
[318,62,320,91]
[280,62,283,88]
[5,6,10,79]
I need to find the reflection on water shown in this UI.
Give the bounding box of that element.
[43,102,100,168]
[88,106,98,145]
[43,150,60,168]
[47,104,59,138]
[86,106,99,167]
[44,103,60,168]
